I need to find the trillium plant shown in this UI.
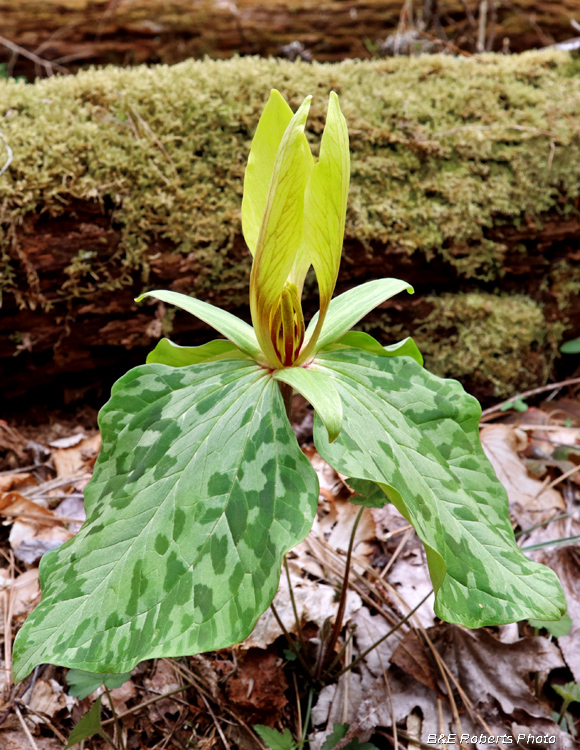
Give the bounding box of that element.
[14,90,565,682]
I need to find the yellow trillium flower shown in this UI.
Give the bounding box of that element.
[242,90,350,369]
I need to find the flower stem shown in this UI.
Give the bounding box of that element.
[278,381,294,421]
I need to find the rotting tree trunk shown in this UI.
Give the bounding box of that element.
[1,53,579,410]
[1,0,579,78]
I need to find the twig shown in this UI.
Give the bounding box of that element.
[0,34,69,75]
[320,508,364,677]
[14,704,40,750]
[480,377,580,418]
[476,0,488,52]
[0,132,13,178]
[535,463,580,497]
[198,690,232,750]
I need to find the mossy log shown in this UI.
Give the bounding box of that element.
[1,52,579,409]
[2,0,580,77]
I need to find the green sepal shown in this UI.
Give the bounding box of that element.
[273,365,343,443]
[137,289,263,363]
[303,278,413,357]
[313,348,567,627]
[12,360,318,680]
[325,331,423,366]
[147,338,248,367]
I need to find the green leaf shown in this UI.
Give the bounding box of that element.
[321,723,349,750]
[313,348,566,627]
[554,681,580,707]
[560,338,580,354]
[13,359,318,680]
[250,96,314,367]
[303,279,413,357]
[273,365,343,443]
[242,90,294,256]
[499,397,528,413]
[147,338,247,367]
[347,477,389,508]
[528,612,573,637]
[254,725,296,750]
[137,290,263,363]
[66,668,132,699]
[65,696,103,748]
[325,331,423,366]
[295,92,350,361]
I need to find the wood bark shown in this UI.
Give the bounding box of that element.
[1,205,578,410]
[1,0,579,78]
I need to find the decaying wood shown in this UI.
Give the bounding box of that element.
[1,0,580,78]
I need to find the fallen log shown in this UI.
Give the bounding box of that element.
[1,0,580,78]
[0,52,579,409]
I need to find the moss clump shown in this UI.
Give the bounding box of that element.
[1,51,580,309]
[364,293,560,399]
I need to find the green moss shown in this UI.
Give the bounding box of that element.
[363,293,561,399]
[1,51,580,309]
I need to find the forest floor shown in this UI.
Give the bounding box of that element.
[0,379,579,750]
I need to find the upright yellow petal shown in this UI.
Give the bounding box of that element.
[241,90,294,256]
[296,92,350,364]
[250,96,314,367]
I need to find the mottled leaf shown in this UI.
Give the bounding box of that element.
[304,279,413,356]
[13,360,318,680]
[137,290,263,362]
[347,477,389,508]
[242,90,294,256]
[528,613,573,637]
[313,348,566,627]
[147,338,247,367]
[273,365,342,443]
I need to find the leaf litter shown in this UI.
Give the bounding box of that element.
[0,387,579,748]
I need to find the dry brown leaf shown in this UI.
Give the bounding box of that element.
[391,630,440,694]
[388,551,436,628]
[429,624,564,718]
[0,568,39,619]
[242,569,361,649]
[28,678,76,724]
[99,679,136,714]
[0,491,55,525]
[225,650,288,724]
[480,424,565,526]
[0,473,35,494]
[51,434,101,477]
[143,660,181,723]
[0,732,61,750]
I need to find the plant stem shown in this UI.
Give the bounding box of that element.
[298,690,314,747]
[284,556,306,651]
[270,601,313,680]
[318,507,364,679]
[103,686,126,750]
[278,381,294,421]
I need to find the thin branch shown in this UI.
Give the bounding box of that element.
[0,35,69,75]
[480,377,580,418]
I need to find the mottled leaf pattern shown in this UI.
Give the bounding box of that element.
[13,360,318,680]
[314,349,566,627]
